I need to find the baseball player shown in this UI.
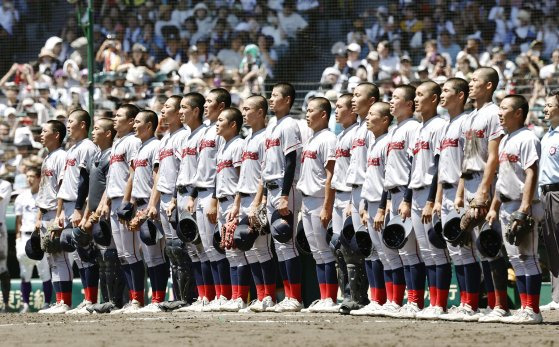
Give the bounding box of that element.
[340,82,378,315]
[455,67,508,322]
[103,104,144,313]
[54,109,98,314]
[296,97,338,313]
[353,102,403,316]
[405,81,450,319]
[194,88,231,311]
[486,95,542,324]
[146,96,191,306]
[381,84,422,317]
[436,78,482,321]
[36,120,71,314]
[0,176,11,312]
[214,107,248,312]
[174,93,213,312]
[329,93,357,303]
[231,95,276,313]
[79,117,124,313]
[259,82,303,312]
[124,110,169,313]
[15,166,52,313]
[539,90,559,311]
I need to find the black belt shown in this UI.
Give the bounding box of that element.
[177,185,188,194]
[499,194,512,203]
[442,182,454,190]
[266,181,280,190]
[197,187,209,192]
[541,183,559,195]
[136,198,147,206]
[335,190,349,194]
[413,186,426,191]
[351,184,360,189]
[302,193,309,197]
[461,172,477,180]
[388,187,400,194]
[40,208,48,214]
[23,231,33,235]
[239,192,250,198]
[218,195,234,203]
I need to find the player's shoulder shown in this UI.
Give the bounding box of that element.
[517,128,541,144]
[14,189,29,203]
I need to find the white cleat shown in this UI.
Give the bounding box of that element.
[478,306,510,323]
[65,300,93,315]
[539,301,559,311]
[350,301,383,316]
[500,307,543,324]
[40,301,70,314]
[239,300,261,313]
[267,297,288,312]
[275,298,302,313]
[377,301,401,318]
[301,299,322,313]
[315,298,341,313]
[137,303,163,313]
[177,297,203,312]
[19,303,30,314]
[416,306,444,320]
[260,296,276,312]
[202,295,228,312]
[394,302,421,319]
[221,298,247,312]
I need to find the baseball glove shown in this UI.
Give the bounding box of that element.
[128,209,147,232]
[41,222,62,253]
[220,221,237,250]
[460,200,487,234]
[250,204,269,235]
[505,211,534,246]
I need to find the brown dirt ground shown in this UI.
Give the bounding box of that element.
[1,310,559,347]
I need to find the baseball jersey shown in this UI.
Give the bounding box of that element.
[297,128,337,197]
[107,133,141,199]
[215,136,243,198]
[384,117,421,190]
[362,133,390,202]
[176,124,208,187]
[438,112,467,185]
[194,122,224,188]
[539,126,559,186]
[57,138,98,202]
[409,116,447,189]
[88,148,111,212]
[237,128,266,195]
[0,180,11,224]
[15,189,38,232]
[36,147,66,210]
[331,122,358,192]
[132,137,160,200]
[156,126,191,195]
[495,128,541,201]
[462,102,504,173]
[346,118,374,186]
[262,115,302,182]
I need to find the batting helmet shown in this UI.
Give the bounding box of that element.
[442,209,469,246]
[328,232,341,253]
[271,210,294,243]
[213,224,225,254]
[340,217,372,257]
[476,222,502,258]
[140,220,161,246]
[72,227,92,248]
[60,227,77,252]
[295,219,311,255]
[427,215,446,249]
[76,245,98,263]
[25,231,44,261]
[117,202,135,221]
[234,216,257,252]
[382,215,412,250]
[93,218,112,247]
[177,209,199,244]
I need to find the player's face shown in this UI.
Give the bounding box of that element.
[114,108,133,134]
[305,100,326,131]
[66,114,82,140]
[366,107,384,134]
[241,99,260,128]
[26,171,39,189]
[40,123,56,147]
[414,85,433,114]
[179,98,192,124]
[544,96,559,126]
[133,115,149,138]
[352,85,371,116]
[498,98,520,132]
[469,71,489,100]
[335,98,353,127]
[204,93,221,122]
[216,113,233,137]
[269,87,289,114]
[390,88,410,120]
[91,124,104,145]
[440,82,459,109]
[161,98,179,125]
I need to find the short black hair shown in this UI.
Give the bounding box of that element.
[273,82,296,108]
[69,109,91,131]
[209,88,232,108]
[184,92,205,122]
[119,103,141,119]
[476,67,500,93]
[26,166,41,177]
[47,120,66,145]
[138,110,158,133]
[419,80,442,103]
[356,82,380,101]
[371,101,393,124]
[97,117,116,140]
[339,93,353,108]
[168,95,182,110]
[222,107,243,134]
[247,95,268,116]
[310,96,332,119]
[395,84,416,111]
[445,77,469,104]
[503,94,529,121]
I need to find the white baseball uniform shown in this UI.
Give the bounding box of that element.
[0,180,11,275]
[296,128,337,265]
[496,127,542,276]
[262,115,302,262]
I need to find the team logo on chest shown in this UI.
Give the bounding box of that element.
[465,129,486,140]
[200,139,216,151]
[368,157,381,166]
[65,158,77,168]
[335,148,350,158]
[413,140,430,155]
[182,147,197,157]
[159,148,173,160]
[499,152,520,163]
[265,138,280,150]
[133,159,149,168]
[42,168,54,177]
[242,151,259,161]
[109,154,125,165]
[550,146,557,156]
[301,150,317,162]
[387,140,405,155]
[351,138,366,149]
[440,138,459,150]
[217,160,233,173]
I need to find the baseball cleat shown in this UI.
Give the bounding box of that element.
[137,303,163,313]
[66,300,93,315]
[316,298,341,313]
[239,299,261,313]
[202,295,228,312]
[275,298,302,313]
[500,307,542,324]
[416,306,444,320]
[267,297,288,312]
[478,306,510,323]
[259,296,275,312]
[394,302,420,319]
[41,301,70,314]
[221,298,247,312]
[176,297,203,312]
[377,301,401,317]
[19,303,30,314]
[301,299,322,313]
[350,301,382,316]
[539,301,559,311]
[122,299,143,314]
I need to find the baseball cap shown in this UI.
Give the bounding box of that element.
[400,53,411,62]
[367,51,379,61]
[347,43,361,53]
[45,36,63,51]
[331,41,347,56]
[3,107,16,117]
[193,2,208,12]
[22,98,35,107]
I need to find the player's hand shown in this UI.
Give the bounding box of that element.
[71,210,83,227]
[359,208,368,227]
[227,204,239,223]
[166,199,176,218]
[473,193,489,220]
[99,203,110,219]
[185,196,196,214]
[320,207,332,229]
[454,195,464,212]
[277,196,289,216]
[421,202,434,224]
[344,203,352,217]
[485,208,498,225]
[398,201,411,221]
[55,211,65,229]
[248,203,259,226]
[35,219,42,233]
[433,201,442,218]
[147,204,159,220]
[373,209,385,231]
[207,198,218,224]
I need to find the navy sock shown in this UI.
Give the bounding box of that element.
[481,261,494,292]
[260,260,276,287]
[364,260,375,288]
[410,263,426,291]
[192,261,203,291]
[403,265,412,288]
[316,263,326,285]
[464,262,481,295]
[426,265,436,289]
[372,260,385,289]
[121,263,133,292]
[455,264,465,295]
[392,267,406,286]
[324,261,338,285]
[436,263,452,291]
[516,275,527,295]
[217,258,231,286]
[285,257,302,286]
[84,264,100,289]
[249,262,264,286]
[21,281,31,304]
[129,261,145,292]
[43,280,53,304]
[210,261,220,288]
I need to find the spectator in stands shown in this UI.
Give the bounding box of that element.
[258,34,278,79]
[437,30,461,65]
[278,0,307,40]
[95,35,123,72]
[377,40,399,80]
[540,49,559,81]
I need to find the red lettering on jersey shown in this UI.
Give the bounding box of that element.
[109,154,125,165]
[351,138,366,149]
[465,129,486,140]
[65,159,76,169]
[301,150,317,162]
[335,148,350,158]
[265,138,280,150]
[159,148,174,160]
[440,138,459,150]
[42,169,54,177]
[182,147,197,158]
[217,160,233,173]
[133,159,148,169]
[200,139,216,151]
[241,151,259,161]
[368,157,381,166]
[387,140,405,155]
[499,152,520,163]
[413,140,430,155]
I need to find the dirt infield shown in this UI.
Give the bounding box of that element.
[2,310,559,347]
